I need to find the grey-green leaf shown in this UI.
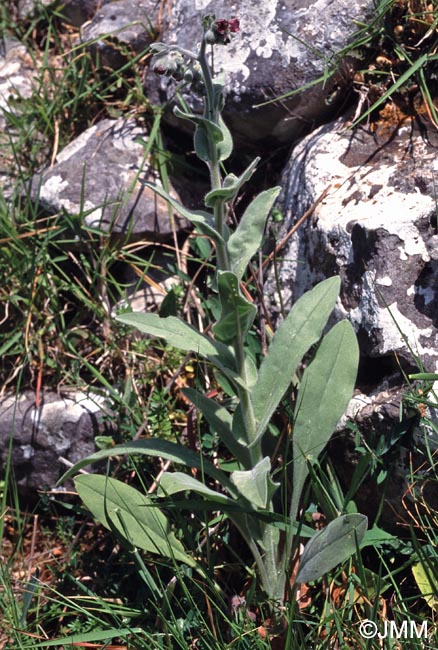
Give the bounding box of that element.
[58,439,237,497]
[174,106,223,142]
[217,114,233,161]
[204,158,260,207]
[194,124,210,162]
[250,276,341,445]
[227,187,281,280]
[75,475,196,566]
[158,472,234,505]
[290,320,359,522]
[231,457,279,510]
[139,181,222,244]
[212,271,257,342]
[296,514,368,583]
[115,311,236,376]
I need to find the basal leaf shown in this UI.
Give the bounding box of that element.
[158,472,234,505]
[296,514,367,583]
[75,475,196,566]
[58,439,237,496]
[291,320,359,522]
[212,271,257,343]
[251,276,341,445]
[32,628,143,648]
[227,187,281,280]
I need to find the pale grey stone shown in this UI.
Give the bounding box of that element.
[30,117,187,239]
[266,118,438,371]
[81,0,160,68]
[0,391,110,502]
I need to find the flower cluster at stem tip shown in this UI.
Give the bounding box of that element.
[205,16,240,45]
[150,15,240,92]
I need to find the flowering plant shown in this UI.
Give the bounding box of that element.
[60,15,366,613]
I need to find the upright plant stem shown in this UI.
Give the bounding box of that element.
[198,38,259,459]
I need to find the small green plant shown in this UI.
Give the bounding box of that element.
[60,14,366,614]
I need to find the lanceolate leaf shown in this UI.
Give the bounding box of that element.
[58,439,237,496]
[115,311,236,376]
[157,473,268,554]
[250,276,341,445]
[193,115,232,162]
[174,106,224,142]
[296,514,367,583]
[227,187,281,280]
[212,271,257,343]
[158,472,234,505]
[32,628,144,648]
[291,320,359,522]
[75,475,196,566]
[194,124,211,162]
[139,181,222,244]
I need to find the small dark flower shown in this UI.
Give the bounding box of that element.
[215,19,229,35]
[229,18,240,33]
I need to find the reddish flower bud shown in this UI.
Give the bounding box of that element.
[229,18,240,33]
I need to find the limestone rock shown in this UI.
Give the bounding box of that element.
[267,118,438,371]
[81,0,160,68]
[0,391,109,502]
[30,117,187,239]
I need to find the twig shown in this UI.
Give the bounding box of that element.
[260,185,331,275]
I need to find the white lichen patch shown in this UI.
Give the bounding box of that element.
[376,276,393,287]
[378,303,435,358]
[171,0,372,92]
[40,175,69,201]
[298,128,433,264]
[19,444,35,460]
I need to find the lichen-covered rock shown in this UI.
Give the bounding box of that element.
[145,0,374,150]
[30,117,187,239]
[81,0,159,68]
[0,391,109,502]
[267,118,438,371]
